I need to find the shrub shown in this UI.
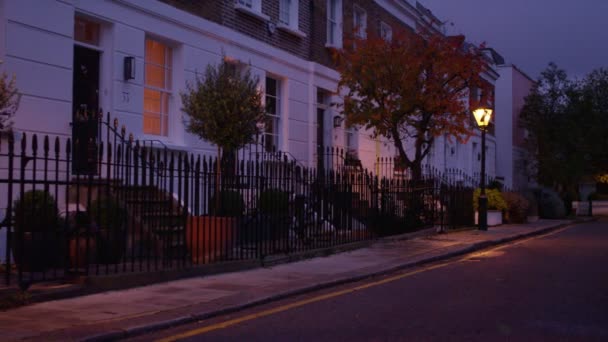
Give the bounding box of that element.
[502,192,529,223]
[524,190,539,216]
[65,211,93,237]
[258,189,290,216]
[90,196,127,264]
[473,188,507,212]
[209,190,245,217]
[13,190,59,232]
[89,196,127,230]
[11,190,62,271]
[538,187,566,219]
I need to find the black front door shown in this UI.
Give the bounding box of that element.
[72,45,100,175]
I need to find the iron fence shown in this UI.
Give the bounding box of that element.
[0,112,478,287]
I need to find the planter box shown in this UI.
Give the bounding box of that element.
[186,216,237,264]
[474,210,503,226]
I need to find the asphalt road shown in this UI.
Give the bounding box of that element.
[131,219,608,341]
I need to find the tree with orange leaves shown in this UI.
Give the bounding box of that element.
[334,29,490,180]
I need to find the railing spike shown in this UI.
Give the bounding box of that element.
[43,135,49,155]
[21,132,27,151]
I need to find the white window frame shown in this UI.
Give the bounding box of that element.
[264,77,281,152]
[280,0,298,27]
[379,21,392,42]
[277,0,306,37]
[234,0,269,21]
[326,0,343,48]
[144,37,172,137]
[353,5,367,39]
[345,126,356,152]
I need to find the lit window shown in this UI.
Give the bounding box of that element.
[265,77,281,152]
[327,0,342,47]
[353,5,366,39]
[379,21,392,42]
[144,38,172,136]
[74,16,100,46]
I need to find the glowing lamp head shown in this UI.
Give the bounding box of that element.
[473,107,493,128]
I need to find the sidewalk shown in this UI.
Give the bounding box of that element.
[0,219,588,341]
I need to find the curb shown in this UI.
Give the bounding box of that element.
[79,218,593,341]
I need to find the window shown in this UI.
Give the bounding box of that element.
[280,0,291,26]
[235,0,268,20]
[236,0,253,9]
[265,77,281,152]
[353,5,366,39]
[144,38,172,136]
[345,126,356,151]
[379,21,392,42]
[74,17,100,46]
[327,0,342,47]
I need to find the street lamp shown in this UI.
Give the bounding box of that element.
[473,107,493,231]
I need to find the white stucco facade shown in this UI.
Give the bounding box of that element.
[0,0,508,179]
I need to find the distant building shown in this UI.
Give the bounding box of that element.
[495,64,535,190]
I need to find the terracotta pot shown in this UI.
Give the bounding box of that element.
[69,236,97,269]
[186,216,237,264]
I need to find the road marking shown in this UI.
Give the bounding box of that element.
[155,262,450,342]
[157,224,575,342]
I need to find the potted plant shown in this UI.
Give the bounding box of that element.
[181,56,265,264]
[186,190,245,263]
[66,210,97,269]
[89,196,127,264]
[473,188,507,226]
[11,190,61,271]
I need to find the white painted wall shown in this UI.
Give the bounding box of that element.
[2,0,323,166]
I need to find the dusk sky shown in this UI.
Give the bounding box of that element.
[421,0,608,80]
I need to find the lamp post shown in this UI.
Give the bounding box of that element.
[473,107,493,231]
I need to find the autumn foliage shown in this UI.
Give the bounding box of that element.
[334,29,490,179]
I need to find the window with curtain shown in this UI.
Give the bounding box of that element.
[144,38,172,136]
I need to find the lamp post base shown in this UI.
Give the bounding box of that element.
[478,195,488,231]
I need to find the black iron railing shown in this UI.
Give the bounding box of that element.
[0,112,482,287]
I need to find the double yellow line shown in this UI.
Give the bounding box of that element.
[156,262,449,342]
[157,225,570,342]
